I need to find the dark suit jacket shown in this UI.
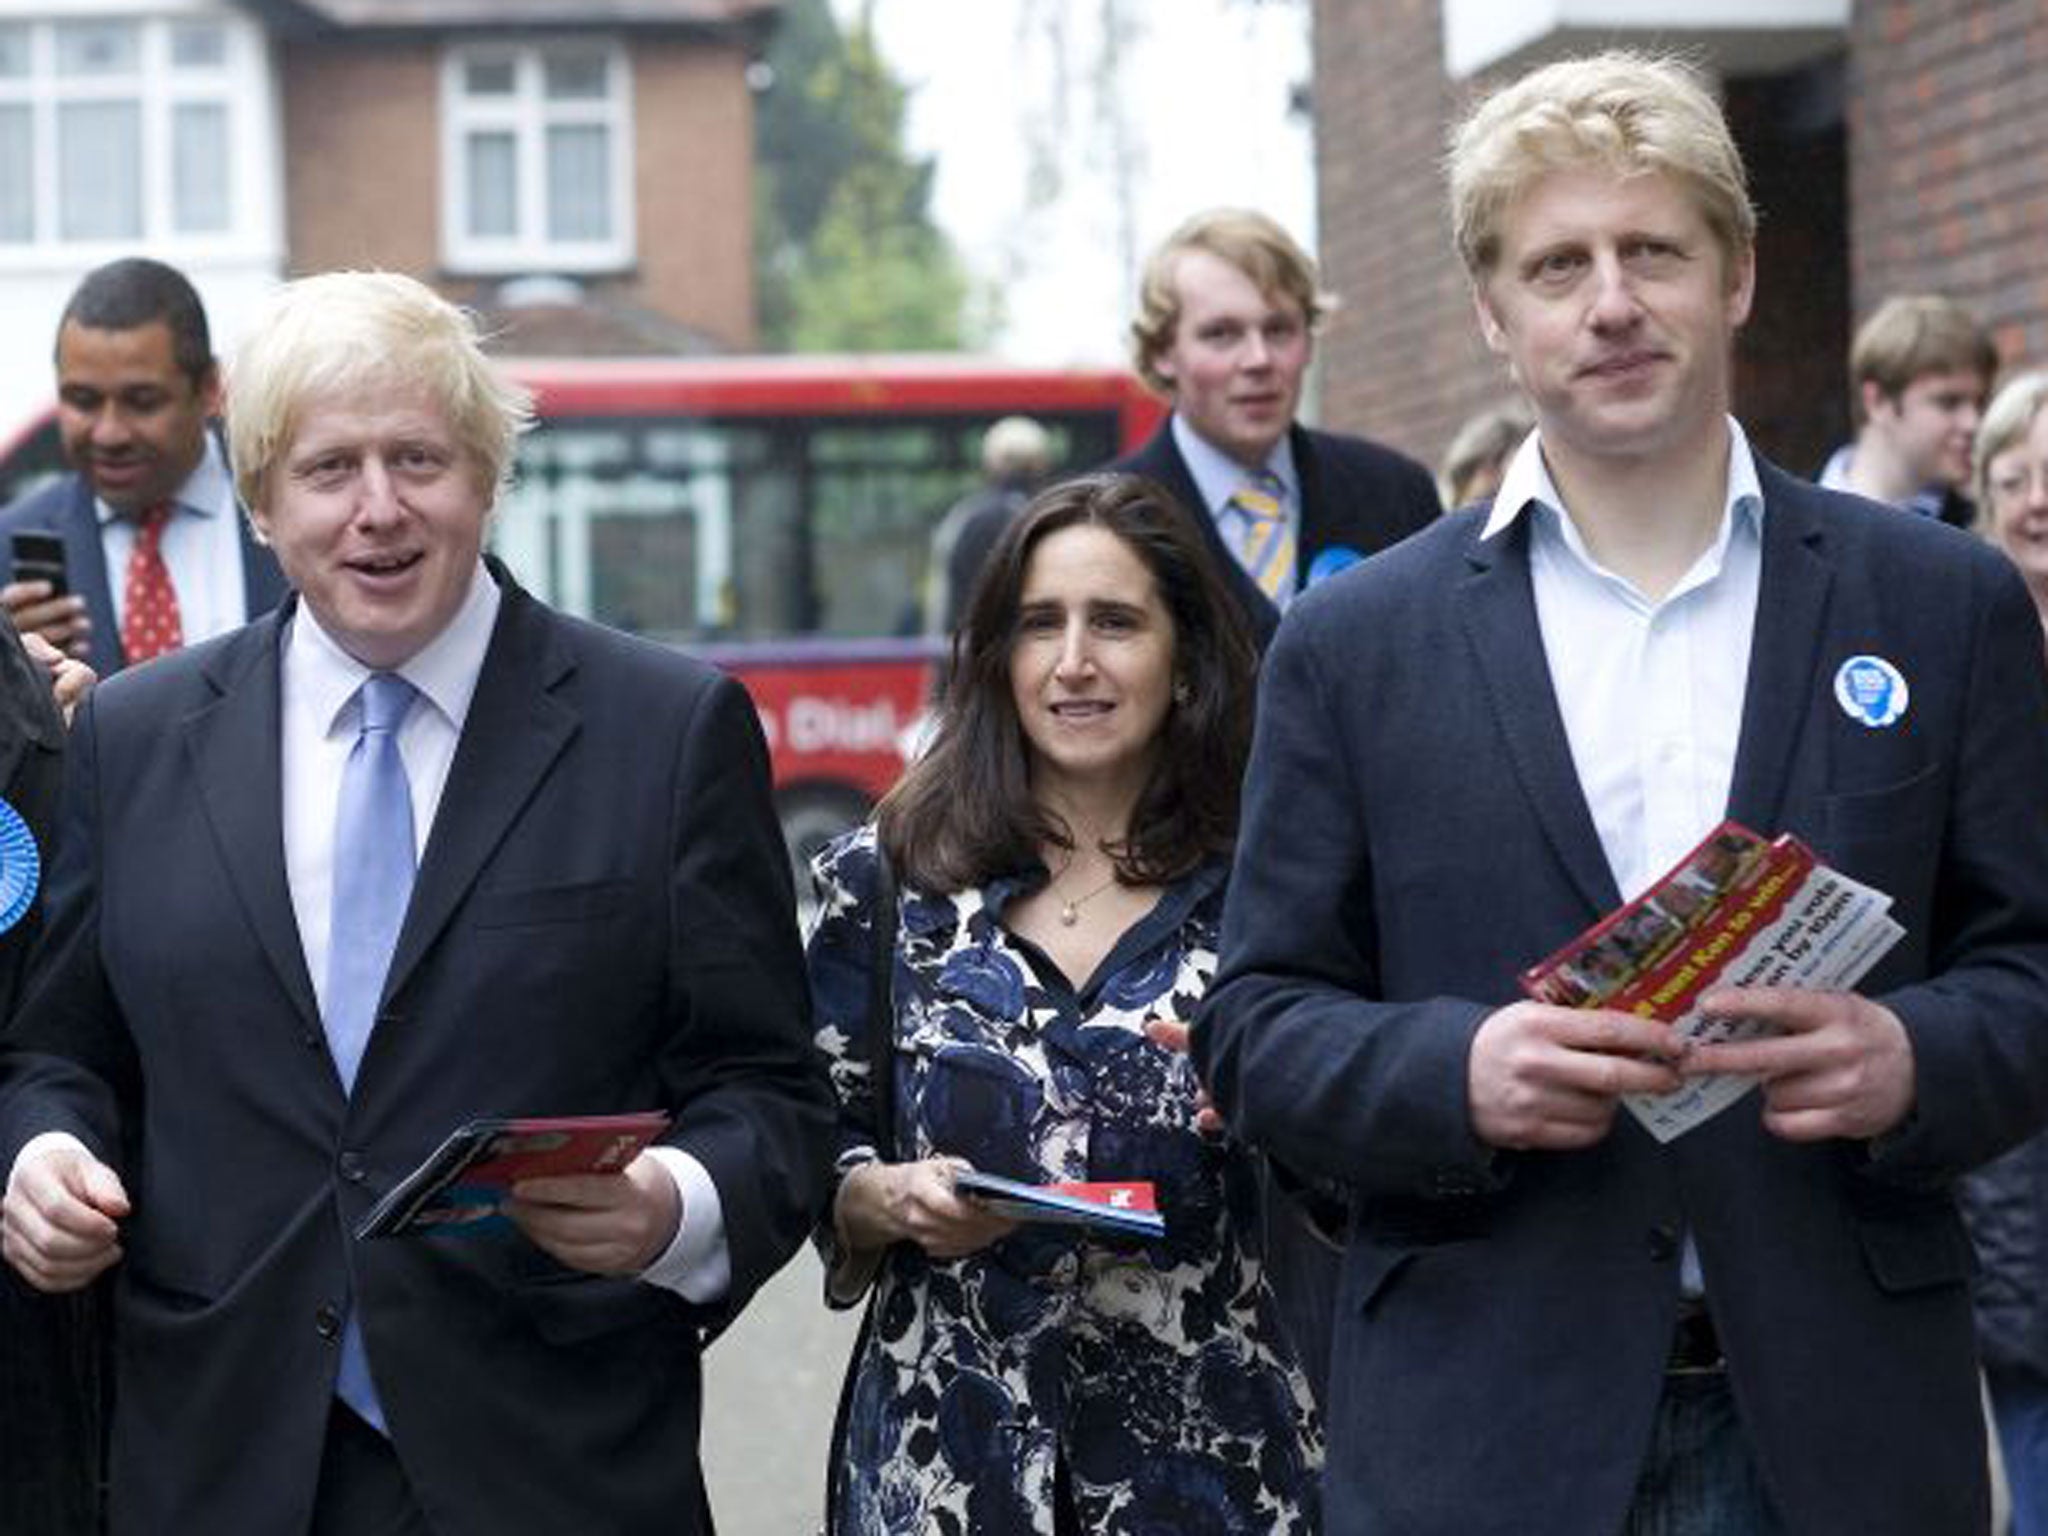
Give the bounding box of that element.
[0,566,836,1535]
[0,619,89,1536]
[1111,420,1440,650]
[1195,463,2048,1535]
[0,465,289,677]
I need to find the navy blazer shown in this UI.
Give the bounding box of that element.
[1195,462,2048,1535]
[1111,420,1440,651]
[0,566,836,1534]
[0,464,288,677]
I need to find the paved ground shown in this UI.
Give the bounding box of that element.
[702,1247,863,1535]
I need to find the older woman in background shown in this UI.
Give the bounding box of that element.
[808,472,1320,1535]
[1966,367,2048,1535]
[1977,371,2048,645]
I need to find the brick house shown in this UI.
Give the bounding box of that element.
[0,0,779,433]
[1311,0,2048,484]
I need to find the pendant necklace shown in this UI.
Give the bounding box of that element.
[1055,870,1120,926]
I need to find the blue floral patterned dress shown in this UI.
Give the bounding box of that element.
[808,826,1321,1536]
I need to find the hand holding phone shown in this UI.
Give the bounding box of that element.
[4,532,89,657]
[9,532,67,598]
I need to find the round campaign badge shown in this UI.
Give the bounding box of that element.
[1833,654,1909,729]
[0,797,37,934]
[1306,545,1364,588]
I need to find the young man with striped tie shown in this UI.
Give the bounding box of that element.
[1109,208,1441,653]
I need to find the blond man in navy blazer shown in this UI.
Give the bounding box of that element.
[0,273,833,1534]
[1197,53,2048,1536]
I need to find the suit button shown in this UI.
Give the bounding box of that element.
[314,1304,341,1341]
[338,1151,366,1183]
[1646,1224,1680,1263]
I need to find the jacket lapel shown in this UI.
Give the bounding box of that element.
[185,608,320,1029]
[1289,422,1326,556]
[1457,516,1619,919]
[381,571,578,1001]
[60,478,124,679]
[1724,464,1833,835]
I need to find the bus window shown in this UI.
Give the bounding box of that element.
[493,401,1134,646]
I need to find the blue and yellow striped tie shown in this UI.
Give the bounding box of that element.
[1230,475,1295,601]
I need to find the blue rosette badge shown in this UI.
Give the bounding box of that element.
[0,798,40,934]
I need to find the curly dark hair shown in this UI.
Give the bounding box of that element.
[879,471,1257,893]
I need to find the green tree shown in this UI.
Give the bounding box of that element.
[754,0,978,351]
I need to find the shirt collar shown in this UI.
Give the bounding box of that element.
[1480,415,1765,548]
[95,429,234,527]
[287,559,502,738]
[1816,442,1950,517]
[1169,413,1300,516]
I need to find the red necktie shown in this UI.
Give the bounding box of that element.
[121,502,184,664]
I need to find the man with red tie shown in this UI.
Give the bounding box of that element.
[0,257,288,676]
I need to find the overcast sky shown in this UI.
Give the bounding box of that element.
[849,0,1315,363]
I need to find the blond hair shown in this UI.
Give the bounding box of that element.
[1446,51,1755,281]
[1128,208,1334,393]
[1974,370,2048,512]
[226,270,532,512]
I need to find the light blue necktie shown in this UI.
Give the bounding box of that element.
[325,670,416,1432]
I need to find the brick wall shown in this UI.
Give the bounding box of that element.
[279,34,757,353]
[1311,0,1495,475]
[281,44,442,278]
[1848,0,2048,374]
[632,39,757,351]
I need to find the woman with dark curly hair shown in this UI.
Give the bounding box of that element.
[807,472,1320,1534]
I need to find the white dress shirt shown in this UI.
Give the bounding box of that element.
[96,431,248,644]
[1170,412,1302,603]
[276,561,728,1300]
[1485,420,1764,1295]
[1482,419,1765,903]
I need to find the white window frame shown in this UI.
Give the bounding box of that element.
[440,37,635,276]
[0,2,278,268]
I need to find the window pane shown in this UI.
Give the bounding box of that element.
[55,21,138,76]
[543,52,608,101]
[0,106,31,242]
[466,130,517,238]
[170,22,227,70]
[545,125,609,241]
[173,103,230,233]
[57,101,141,239]
[462,58,515,97]
[0,25,29,79]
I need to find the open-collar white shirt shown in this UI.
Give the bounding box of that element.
[1481,417,1766,905]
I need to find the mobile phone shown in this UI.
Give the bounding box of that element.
[9,532,67,598]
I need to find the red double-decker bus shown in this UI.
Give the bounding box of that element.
[0,354,1165,874]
